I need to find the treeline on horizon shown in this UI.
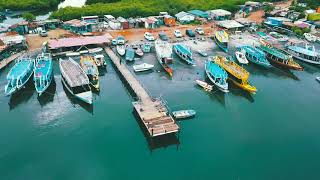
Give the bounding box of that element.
[0,0,62,11]
[51,0,247,21]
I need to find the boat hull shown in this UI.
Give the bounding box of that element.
[267,57,303,71]
[205,65,229,93]
[173,45,195,65]
[286,49,320,65]
[213,35,228,52]
[61,77,93,104]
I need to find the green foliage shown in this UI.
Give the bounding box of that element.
[22,12,36,22]
[51,0,247,21]
[297,0,320,9]
[291,26,310,36]
[263,4,275,13]
[307,13,320,21]
[0,0,61,11]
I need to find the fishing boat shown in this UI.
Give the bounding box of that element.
[197,50,208,57]
[195,80,213,92]
[285,40,320,65]
[316,76,320,83]
[34,53,53,96]
[66,52,80,57]
[172,109,196,119]
[4,57,34,96]
[59,58,93,104]
[125,48,135,62]
[269,32,288,42]
[213,30,229,52]
[80,56,100,91]
[173,44,195,65]
[304,33,317,42]
[93,54,106,68]
[88,47,103,54]
[237,46,272,68]
[142,43,151,53]
[135,48,144,57]
[133,63,154,72]
[212,56,257,94]
[235,51,248,65]
[116,45,126,56]
[205,59,228,92]
[154,39,174,76]
[259,44,303,71]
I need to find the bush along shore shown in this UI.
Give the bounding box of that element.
[0,0,62,11]
[50,0,246,21]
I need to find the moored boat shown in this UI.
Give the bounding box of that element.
[213,30,229,52]
[304,33,317,42]
[197,50,208,57]
[212,56,257,94]
[285,40,320,65]
[135,48,144,57]
[59,58,93,104]
[125,48,135,62]
[116,45,126,56]
[195,79,213,92]
[80,56,100,91]
[316,76,320,83]
[238,46,272,68]
[205,59,229,92]
[93,54,107,68]
[4,57,34,96]
[66,52,80,57]
[142,43,151,53]
[173,44,195,65]
[88,47,103,54]
[34,53,53,96]
[172,109,196,119]
[155,39,174,76]
[133,63,154,72]
[259,44,303,71]
[235,51,249,65]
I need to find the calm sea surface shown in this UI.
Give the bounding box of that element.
[0,42,320,179]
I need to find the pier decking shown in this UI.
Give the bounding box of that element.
[0,52,23,70]
[105,47,179,137]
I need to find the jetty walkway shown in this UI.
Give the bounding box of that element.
[0,52,23,70]
[105,47,179,137]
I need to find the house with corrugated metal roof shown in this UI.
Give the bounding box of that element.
[208,9,232,21]
[188,10,209,19]
[175,11,195,23]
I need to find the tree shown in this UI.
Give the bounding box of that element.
[22,12,36,22]
[263,4,275,13]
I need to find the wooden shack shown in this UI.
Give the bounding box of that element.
[164,15,176,26]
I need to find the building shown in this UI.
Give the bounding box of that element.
[108,20,122,30]
[81,16,99,24]
[208,9,232,21]
[188,10,209,19]
[175,11,195,23]
[163,15,176,27]
[117,17,129,29]
[145,17,158,29]
[63,19,97,34]
[104,15,115,22]
[9,21,29,35]
[264,17,292,27]
[217,20,244,31]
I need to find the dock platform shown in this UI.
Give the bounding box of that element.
[105,47,179,137]
[0,52,23,70]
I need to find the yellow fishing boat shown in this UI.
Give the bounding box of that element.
[80,56,100,91]
[212,56,257,94]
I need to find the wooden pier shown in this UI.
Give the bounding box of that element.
[105,47,179,137]
[0,52,23,70]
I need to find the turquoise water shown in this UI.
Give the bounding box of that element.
[0,50,320,179]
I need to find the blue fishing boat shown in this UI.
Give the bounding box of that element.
[142,43,151,53]
[4,57,34,96]
[237,46,272,68]
[125,48,135,62]
[173,44,195,65]
[205,59,229,92]
[34,53,53,96]
[213,30,229,52]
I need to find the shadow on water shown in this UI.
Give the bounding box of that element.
[132,109,180,151]
[203,76,226,107]
[228,83,255,103]
[299,61,320,74]
[37,79,56,107]
[8,80,34,111]
[61,80,93,114]
[247,64,300,81]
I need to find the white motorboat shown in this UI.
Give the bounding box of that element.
[116,45,126,56]
[304,33,317,42]
[195,80,213,92]
[133,63,154,72]
[172,109,196,119]
[316,76,320,83]
[235,51,249,64]
[197,50,208,57]
[66,52,80,57]
[94,54,106,67]
[89,47,103,54]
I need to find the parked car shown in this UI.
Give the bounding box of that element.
[195,27,205,35]
[186,29,195,37]
[116,36,125,45]
[40,30,48,37]
[158,32,169,41]
[174,30,183,38]
[144,32,155,41]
